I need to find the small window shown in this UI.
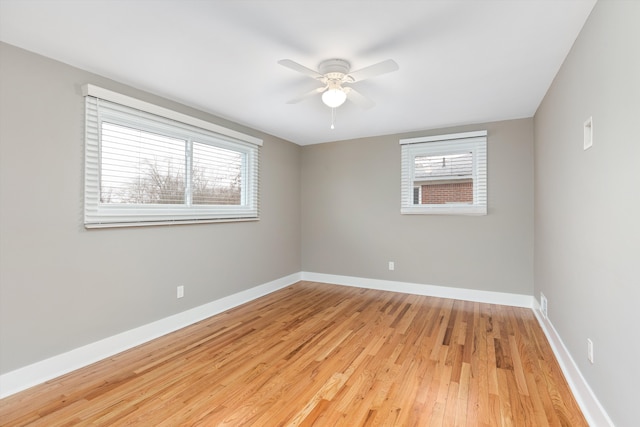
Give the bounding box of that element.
[400,131,487,215]
[83,85,261,228]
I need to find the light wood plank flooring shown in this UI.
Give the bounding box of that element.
[0,281,586,426]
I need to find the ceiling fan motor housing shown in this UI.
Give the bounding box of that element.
[318,59,351,81]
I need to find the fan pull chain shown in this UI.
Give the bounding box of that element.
[331,107,336,130]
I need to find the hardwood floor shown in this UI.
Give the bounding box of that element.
[0,281,586,426]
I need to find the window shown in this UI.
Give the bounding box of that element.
[400,131,487,215]
[83,85,261,228]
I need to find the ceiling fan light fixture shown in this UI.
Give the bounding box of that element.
[279,57,398,111]
[322,88,347,108]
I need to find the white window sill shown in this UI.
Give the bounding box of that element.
[401,205,487,216]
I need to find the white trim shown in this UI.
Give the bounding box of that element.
[301,272,533,308]
[82,84,263,146]
[401,205,486,216]
[0,272,300,398]
[1,269,612,427]
[84,217,258,229]
[305,272,614,425]
[400,130,487,145]
[532,299,615,427]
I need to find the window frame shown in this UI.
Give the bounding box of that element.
[83,84,262,228]
[400,131,487,215]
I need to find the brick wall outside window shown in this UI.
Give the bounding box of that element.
[421,180,473,204]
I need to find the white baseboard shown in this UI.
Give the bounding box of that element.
[305,272,614,425]
[0,272,301,398]
[532,299,614,427]
[301,271,534,308]
[1,270,613,427]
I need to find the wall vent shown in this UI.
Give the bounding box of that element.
[584,117,593,150]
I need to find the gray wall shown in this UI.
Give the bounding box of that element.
[0,43,301,373]
[301,119,534,295]
[534,1,640,426]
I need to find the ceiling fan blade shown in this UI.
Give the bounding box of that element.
[278,59,324,80]
[347,59,399,82]
[286,86,326,104]
[344,87,375,109]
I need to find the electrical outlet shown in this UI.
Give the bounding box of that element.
[177,285,184,299]
[587,338,594,364]
[540,293,548,318]
[388,261,395,271]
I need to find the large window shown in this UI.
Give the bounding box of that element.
[83,85,261,228]
[400,131,487,215]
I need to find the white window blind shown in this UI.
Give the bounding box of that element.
[400,131,487,215]
[84,85,261,228]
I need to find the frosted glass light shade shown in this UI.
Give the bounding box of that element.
[322,88,347,108]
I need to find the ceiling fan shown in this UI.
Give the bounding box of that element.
[278,58,399,110]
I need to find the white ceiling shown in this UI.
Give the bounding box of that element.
[0,0,596,146]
